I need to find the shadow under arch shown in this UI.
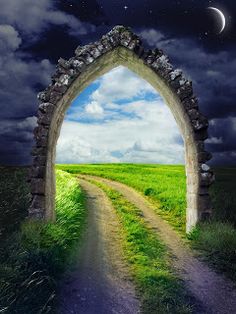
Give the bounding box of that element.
[30,25,214,233]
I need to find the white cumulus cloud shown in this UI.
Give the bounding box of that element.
[56,67,184,165]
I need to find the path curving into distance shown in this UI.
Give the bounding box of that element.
[58,179,140,314]
[80,175,236,314]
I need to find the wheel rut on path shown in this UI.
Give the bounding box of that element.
[80,175,236,314]
[58,178,140,314]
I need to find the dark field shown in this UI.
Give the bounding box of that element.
[0,167,30,238]
[210,167,236,224]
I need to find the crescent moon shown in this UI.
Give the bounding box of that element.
[207,7,226,33]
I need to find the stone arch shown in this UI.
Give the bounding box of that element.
[29,25,214,232]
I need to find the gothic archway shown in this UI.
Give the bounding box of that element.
[30,26,214,232]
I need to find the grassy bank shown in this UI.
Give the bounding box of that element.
[57,164,236,281]
[88,178,193,314]
[0,170,86,313]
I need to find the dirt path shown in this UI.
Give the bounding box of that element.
[58,179,140,314]
[81,175,236,314]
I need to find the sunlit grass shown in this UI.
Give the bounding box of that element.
[57,164,187,233]
[57,164,236,281]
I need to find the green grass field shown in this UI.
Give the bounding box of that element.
[0,164,236,312]
[57,164,236,281]
[58,164,187,232]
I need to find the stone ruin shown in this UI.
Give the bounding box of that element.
[29,25,214,232]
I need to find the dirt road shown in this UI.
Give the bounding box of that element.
[81,175,236,314]
[58,179,140,314]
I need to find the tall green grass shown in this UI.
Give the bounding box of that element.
[0,170,86,313]
[89,178,193,314]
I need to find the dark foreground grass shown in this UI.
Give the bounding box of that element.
[188,167,236,281]
[188,222,236,281]
[0,167,30,238]
[88,178,193,314]
[58,164,236,282]
[0,170,86,313]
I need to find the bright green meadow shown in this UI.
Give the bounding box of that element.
[57,164,236,281]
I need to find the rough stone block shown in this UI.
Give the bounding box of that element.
[39,102,55,114]
[30,166,46,178]
[198,187,210,195]
[198,151,212,163]
[200,172,215,187]
[201,163,210,172]
[120,30,133,47]
[32,156,47,166]
[36,136,48,147]
[31,146,47,156]
[194,129,208,141]
[37,89,50,102]
[31,195,46,208]
[133,45,145,57]
[51,83,68,94]
[127,38,141,50]
[144,53,156,65]
[198,194,212,210]
[34,126,49,139]
[37,111,52,126]
[31,178,45,194]
[177,81,193,100]
[100,36,113,52]
[191,114,209,131]
[49,90,63,104]
[89,46,102,58]
[182,97,199,111]
[58,57,70,69]
[28,207,45,219]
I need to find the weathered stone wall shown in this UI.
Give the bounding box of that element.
[29,25,214,232]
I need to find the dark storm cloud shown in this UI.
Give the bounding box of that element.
[206,118,236,153]
[0,117,36,165]
[0,0,235,165]
[0,24,54,119]
[139,27,236,164]
[139,28,236,119]
[0,0,96,164]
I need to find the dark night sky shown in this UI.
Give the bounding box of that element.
[0,0,235,165]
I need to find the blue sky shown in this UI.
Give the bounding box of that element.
[56,66,184,164]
